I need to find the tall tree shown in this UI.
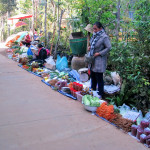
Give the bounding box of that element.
[44,0,47,45]
[116,0,121,41]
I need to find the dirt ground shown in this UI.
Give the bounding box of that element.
[0,44,148,150]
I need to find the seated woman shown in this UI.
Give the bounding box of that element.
[21,33,32,46]
[37,44,50,58]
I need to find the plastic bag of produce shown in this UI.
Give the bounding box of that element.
[144,112,150,122]
[56,55,61,68]
[46,56,55,65]
[93,91,100,98]
[137,110,143,125]
[45,56,56,70]
[56,55,68,71]
[140,119,149,129]
[144,127,150,136]
[131,107,138,112]
[69,70,80,81]
[118,103,131,116]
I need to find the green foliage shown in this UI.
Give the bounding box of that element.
[65,0,116,30]
[106,0,150,113]
[0,0,16,15]
[108,39,150,112]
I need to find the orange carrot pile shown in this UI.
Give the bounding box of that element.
[96,102,116,122]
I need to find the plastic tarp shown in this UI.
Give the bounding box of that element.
[69,70,80,81]
[16,32,28,42]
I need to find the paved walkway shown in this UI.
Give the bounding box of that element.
[0,45,148,150]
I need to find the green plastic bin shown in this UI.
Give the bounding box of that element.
[69,37,87,56]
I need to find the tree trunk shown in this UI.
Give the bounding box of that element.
[50,3,56,54]
[0,17,4,42]
[116,0,121,42]
[35,0,38,29]
[57,0,60,28]
[54,9,65,58]
[44,0,47,46]
[7,10,10,37]
[32,0,35,41]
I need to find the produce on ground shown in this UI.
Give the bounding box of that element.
[80,87,93,96]
[82,95,100,107]
[96,102,116,121]
[55,81,68,90]
[111,113,133,132]
[20,57,28,65]
[22,65,29,70]
[48,79,58,86]
[31,62,39,71]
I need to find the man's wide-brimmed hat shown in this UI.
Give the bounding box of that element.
[84,24,93,33]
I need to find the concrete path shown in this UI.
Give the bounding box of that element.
[0,45,148,150]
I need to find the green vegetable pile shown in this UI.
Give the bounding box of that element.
[82,95,100,107]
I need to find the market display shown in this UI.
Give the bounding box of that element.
[5,40,150,148]
[82,95,100,107]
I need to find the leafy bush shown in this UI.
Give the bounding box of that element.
[108,40,150,113]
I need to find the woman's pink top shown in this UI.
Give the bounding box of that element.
[38,48,50,56]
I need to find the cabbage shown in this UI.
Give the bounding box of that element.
[82,95,100,106]
[90,101,100,107]
[82,95,91,105]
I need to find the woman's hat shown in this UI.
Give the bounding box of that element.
[84,24,93,33]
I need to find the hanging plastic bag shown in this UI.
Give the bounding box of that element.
[56,55,68,71]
